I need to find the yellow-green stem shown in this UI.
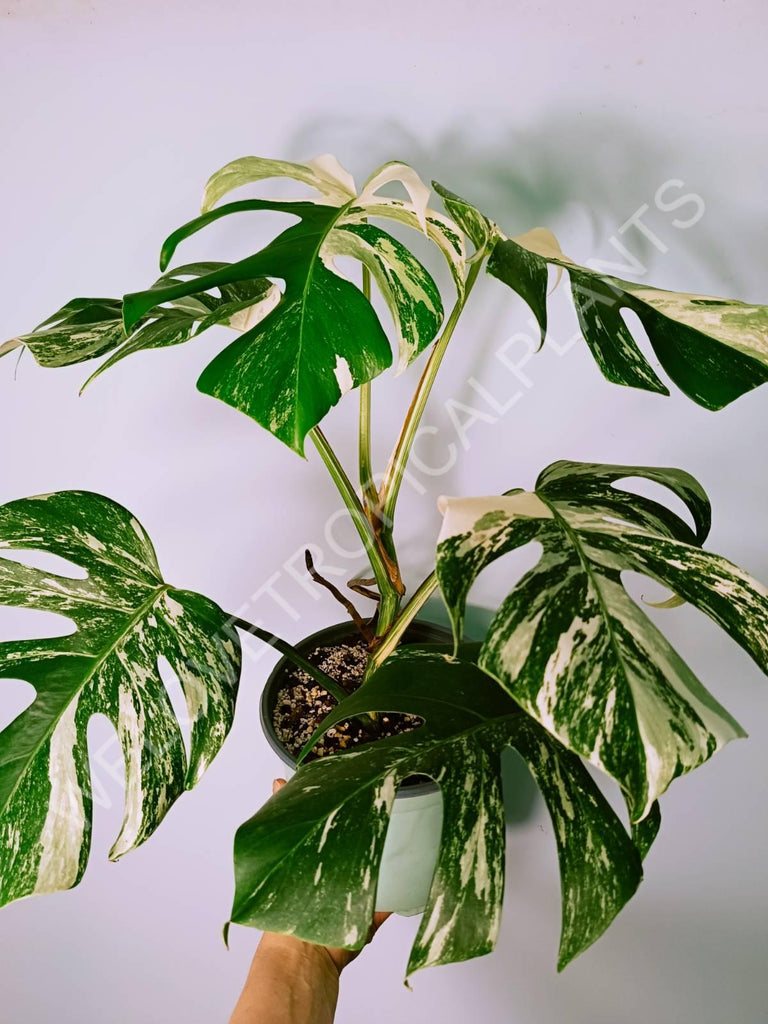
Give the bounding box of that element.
[378,259,483,547]
[309,427,400,629]
[359,266,378,513]
[367,571,439,675]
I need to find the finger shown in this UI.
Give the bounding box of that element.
[272,778,287,795]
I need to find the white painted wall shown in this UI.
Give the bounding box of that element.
[1,1,766,1021]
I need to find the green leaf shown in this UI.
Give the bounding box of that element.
[125,196,444,454]
[489,231,768,408]
[432,181,494,257]
[630,800,661,861]
[230,648,643,976]
[436,461,768,821]
[143,200,393,454]
[567,271,670,395]
[0,490,241,907]
[487,230,565,348]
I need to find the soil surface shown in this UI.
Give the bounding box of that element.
[272,638,422,761]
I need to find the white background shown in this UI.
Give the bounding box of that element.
[1,1,767,1021]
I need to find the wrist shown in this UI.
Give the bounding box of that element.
[258,932,345,981]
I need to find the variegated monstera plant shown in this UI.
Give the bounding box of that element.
[1,155,767,981]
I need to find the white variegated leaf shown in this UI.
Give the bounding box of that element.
[4,297,127,368]
[354,160,432,234]
[436,461,768,820]
[0,491,241,907]
[619,279,768,369]
[0,339,24,360]
[321,222,444,372]
[342,198,467,294]
[201,155,467,290]
[5,159,469,451]
[230,648,644,976]
[304,154,357,196]
[510,227,566,262]
[4,266,277,377]
[201,154,356,212]
[432,181,495,259]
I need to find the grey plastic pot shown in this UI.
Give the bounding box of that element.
[260,619,451,917]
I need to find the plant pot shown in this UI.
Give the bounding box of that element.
[260,619,451,917]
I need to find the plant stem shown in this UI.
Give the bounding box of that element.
[309,426,400,629]
[367,571,439,674]
[378,259,484,542]
[358,266,379,513]
[359,382,375,503]
[229,616,349,704]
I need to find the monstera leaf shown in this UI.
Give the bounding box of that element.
[488,230,768,408]
[1,297,126,368]
[0,490,241,907]
[0,263,276,373]
[200,152,358,210]
[120,161,454,453]
[3,157,463,455]
[84,264,281,388]
[436,461,768,821]
[230,647,647,976]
